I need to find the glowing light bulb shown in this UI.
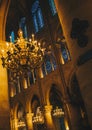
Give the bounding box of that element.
[32,34,34,41]
[38,42,40,46]
[9,36,12,42]
[6,42,9,47]
[29,39,31,42]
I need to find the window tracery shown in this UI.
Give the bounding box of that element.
[48,0,57,15]
[31,0,44,33]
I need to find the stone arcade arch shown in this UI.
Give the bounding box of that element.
[17,104,26,130]
[12,102,27,130]
[31,95,46,130]
[49,84,69,130]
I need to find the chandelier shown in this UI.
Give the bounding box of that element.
[17,120,26,127]
[32,106,64,124]
[52,106,64,118]
[0,29,45,73]
[32,107,44,124]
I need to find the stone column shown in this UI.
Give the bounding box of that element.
[26,113,34,130]
[17,76,21,92]
[54,0,92,128]
[37,67,44,78]
[0,59,11,130]
[10,118,13,130]
[23,77,28,89]
[0,0,11,129]
[44,105,55,130]
[32,70,36,83]
[27,74,31,87]
[13,118,18,130]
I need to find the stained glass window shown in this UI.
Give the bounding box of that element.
[10,31,15,43]
[33,14,39,33]
[58,38,70,64]
[61,44,69,63]
[50,54,57,70]
[46,60,52,73]
[42,54,57,77]
[48,0,57,15]
[19,17,27,38]
[37,8,44,28]
[42,63,46,76]
[31,0,44,33]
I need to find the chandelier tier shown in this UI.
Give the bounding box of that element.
[0,29,45,73]
[17,121,26,127]
[32,107,44,124]
[52,106,64,118]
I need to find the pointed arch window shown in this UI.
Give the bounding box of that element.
[19,17,27,38]
[33,14,39,33]
[48,0,57,15]
[42,54,57,76]
[46,60,52,73]
[31,0,44,33]
[57,38,70,64]
[10,31,15,43]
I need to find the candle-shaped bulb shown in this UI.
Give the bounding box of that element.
[32,34,34,41]
[1,49,5,57]
[1,49,4,54]
[9,36,12,42]
[38,42,40,46]
[6,42,9,47]
[29,39,31,42]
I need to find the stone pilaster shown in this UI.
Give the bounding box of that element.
[13,118,18,130]
[26,113,34,130]
[44,105,55,130]
[0,59,10,130]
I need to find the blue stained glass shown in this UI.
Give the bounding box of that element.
[31,0,44,33]
[46,61,52,73]
[19,17,26,29]
[51,55,57,69]
[19,17,28,38]
[10,31,15,43]
[62,49,68,62]
[60,41,70,63]
[33,15,39,33]
[37,8,44,28]
[49,0,57,15]
[24,25,27,38]
[31,0,39,13]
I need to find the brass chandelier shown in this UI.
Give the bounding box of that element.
[32,107,44,124]
[0,29,45,73]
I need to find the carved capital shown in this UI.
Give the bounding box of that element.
[44,105,53,113]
